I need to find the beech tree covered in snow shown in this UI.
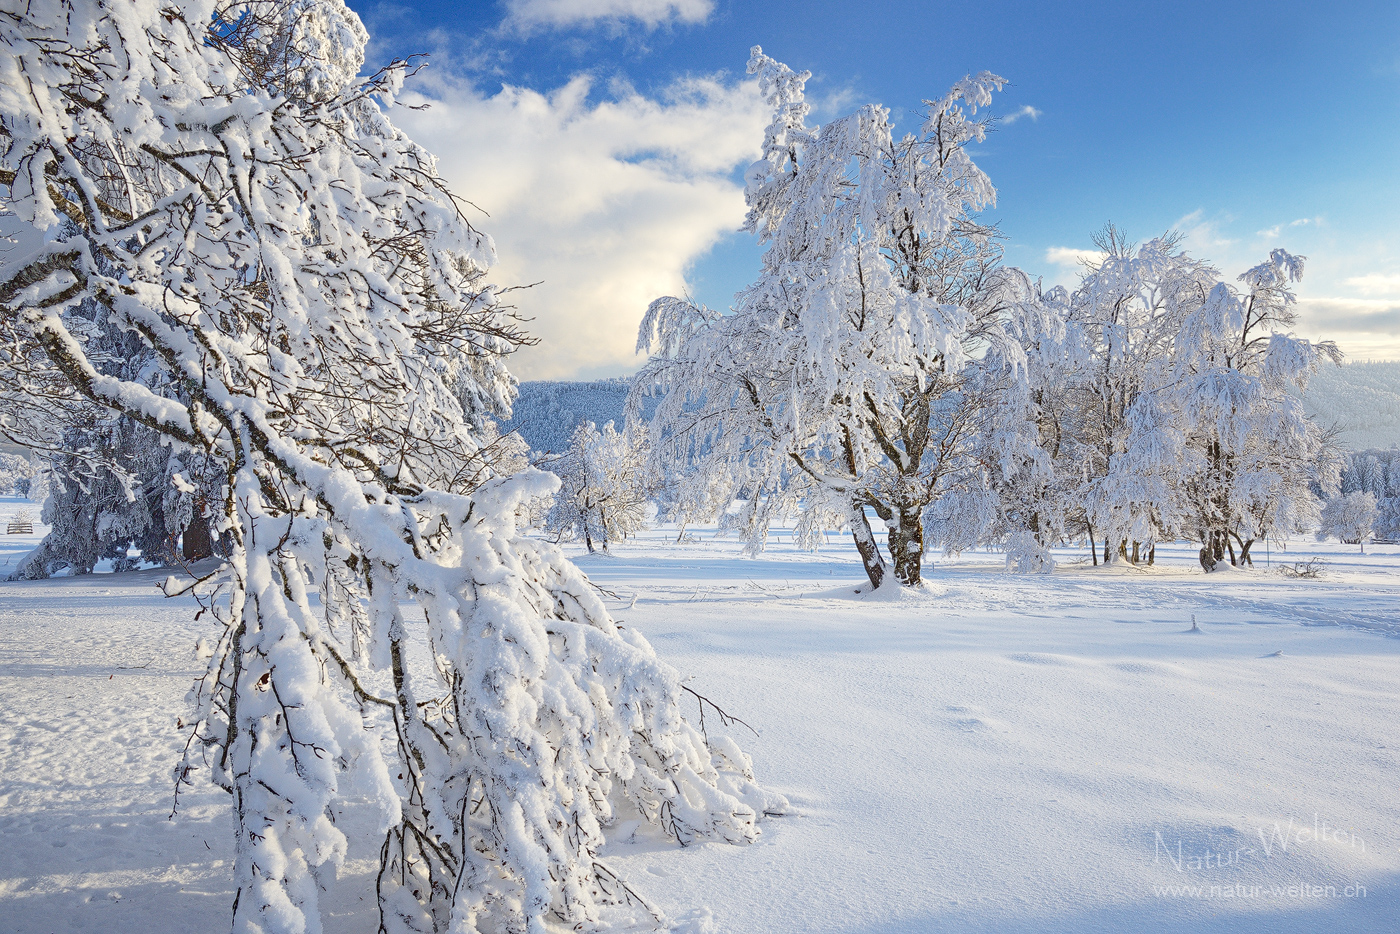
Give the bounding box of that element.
[632,47,1035,588]
[1033,233,1340,571]
[542,419,652,552]
[1054,229,1217,565]
[1317,491,1377,552]
[0,3,783,932]
[1168,249,1341,569]
[1332,449,1400,541]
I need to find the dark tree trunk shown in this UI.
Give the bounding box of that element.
[847,502,886,590]
[1130,541,1140,565]
[887,504,924,587]
[1148,542,1156,566]
[1087,522,1098,566]
[182,500,213,561]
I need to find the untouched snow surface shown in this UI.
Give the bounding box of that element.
[2,506,1398,933]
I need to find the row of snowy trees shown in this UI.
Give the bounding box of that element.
[0,4,782,933]
[629,48,1342,587]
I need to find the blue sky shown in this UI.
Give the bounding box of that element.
[346,0,1400,379]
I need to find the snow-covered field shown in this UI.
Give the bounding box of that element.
[2,501,1397,933]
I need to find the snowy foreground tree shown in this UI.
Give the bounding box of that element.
[633,47,1037,589]
[0,2,784,932]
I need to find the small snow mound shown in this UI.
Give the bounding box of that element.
[814,578,948,601]
[668,908,717,934]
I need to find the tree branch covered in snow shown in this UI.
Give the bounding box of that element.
[0,2,783,931]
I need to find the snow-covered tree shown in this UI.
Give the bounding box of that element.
[1171,250,1341,570]
[0,451,35,496]
[543,420,652,552]
[1317,491,1377,552]
[1041,232,1339,571]
[633,47,1033,588]
[14,418,227,577]
[1057,230,1217,564]
[0,4,783,933]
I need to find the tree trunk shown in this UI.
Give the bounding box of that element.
[1148,542,1156,566]
[1130,541,1140,565]
[182,500,213,561]
[847,502,886,590]
[1088,522,1098,566]
[887,504,924,587]
[1198,529,1216,572]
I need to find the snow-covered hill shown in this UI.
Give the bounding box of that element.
[1301,360,1400,451]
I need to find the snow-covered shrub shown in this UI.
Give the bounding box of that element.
[0,3,783,931]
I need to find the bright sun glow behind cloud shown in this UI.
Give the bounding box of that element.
[395,73,765,380]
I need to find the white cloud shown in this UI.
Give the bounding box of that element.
[1344,274,1400,296]
[1173,209,1236,255]
[503,0,713,31]
[1044,246,1104,268]
[1001,105,1042,125]
[1294,297,1400,360]
[1257,216,1324,239]
[395,72,765,379]
[1036,246,1105,289]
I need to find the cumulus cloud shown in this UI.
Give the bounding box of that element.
[1000,105,1042,125]
[394,72,765,379]
[503,0,713,31]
